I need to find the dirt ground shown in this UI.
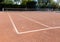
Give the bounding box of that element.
[0,11,60,42]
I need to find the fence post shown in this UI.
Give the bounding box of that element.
[2,8,4,11]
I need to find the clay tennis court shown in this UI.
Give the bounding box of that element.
[0,11,60,42]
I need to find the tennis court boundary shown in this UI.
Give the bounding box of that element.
[7,12,60,35]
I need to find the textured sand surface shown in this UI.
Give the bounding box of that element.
[0,11,60,42]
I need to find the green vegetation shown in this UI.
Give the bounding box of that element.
[0,0,4,2]
[26,1,37,8]
[3,0,13,4]
[0,0,60,10]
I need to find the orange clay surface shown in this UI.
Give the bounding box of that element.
[0,11,60,42]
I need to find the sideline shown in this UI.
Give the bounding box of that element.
[7,13,19,34]
[18,26,60,34]
[19,15,50,27]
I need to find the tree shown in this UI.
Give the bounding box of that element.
[0,0,4,11]
[3,0,13,4]
[26,1,37,8]
[0,0,4,2]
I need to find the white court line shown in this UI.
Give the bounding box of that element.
[7,13,60,35]
[19,15,50,27]
[18,26,60,34]
[7,13,19,34]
